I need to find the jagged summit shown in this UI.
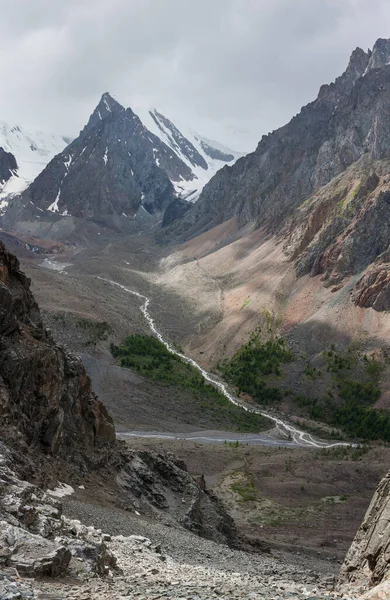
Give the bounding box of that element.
[10,95,177,222]
[85,92,125,132]
[170,37,390,234]
[367,37,390,70]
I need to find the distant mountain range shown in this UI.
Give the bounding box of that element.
[0,95,240,234]
[7,38,390,315]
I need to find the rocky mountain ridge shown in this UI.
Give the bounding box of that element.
[1,94,239,238]
[174,38,390,232]
[166,38,390,313]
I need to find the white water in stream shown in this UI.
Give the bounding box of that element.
[99,277,353,449]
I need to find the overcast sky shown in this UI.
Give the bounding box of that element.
[1,0,390,151]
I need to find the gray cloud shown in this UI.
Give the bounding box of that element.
[1,0,390,150]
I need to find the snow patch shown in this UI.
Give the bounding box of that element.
[40,258,72,272]
[132,107,242,202]
[47,189,61,212]
[47,483,75,498]
[103,147,108,165]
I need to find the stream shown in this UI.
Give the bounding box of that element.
[98,277,353,449]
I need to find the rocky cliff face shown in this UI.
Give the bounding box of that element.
[0,240,115,462]
[172,39,390,236]
[0,147,17,185]
[338,469,390,595]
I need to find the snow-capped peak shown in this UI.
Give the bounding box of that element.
[133,107,242,201]
[0,122,68,210]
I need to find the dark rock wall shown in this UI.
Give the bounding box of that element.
[0,241,115,460]
[0,147,17,183]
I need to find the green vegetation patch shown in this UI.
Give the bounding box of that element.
[222,329,390,442]
[295,380,389,442]
[111,334,270,433]
[241,296,252,310]
[231,474,258,502]
[221,335,294,405]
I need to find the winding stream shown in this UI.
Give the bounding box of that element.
[99,277,353,449]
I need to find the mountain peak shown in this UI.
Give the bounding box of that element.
[317,45,370,100]
[347,46,370,74]
[84,93,125,132]
[96,92,124,117]
[367,37,390,70]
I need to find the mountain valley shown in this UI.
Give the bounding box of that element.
[3,36,390,600]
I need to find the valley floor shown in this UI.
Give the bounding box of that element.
[9,230,390,599]
[122,438,390,562]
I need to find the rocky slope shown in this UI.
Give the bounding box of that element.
[0,239,246,599]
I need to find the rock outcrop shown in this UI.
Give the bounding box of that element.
[0,147,17,185]
[119,451,238,546]
[0,444,117,581]
[338,469,390,595]
[353,264,390,311]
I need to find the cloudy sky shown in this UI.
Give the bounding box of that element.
[1,0,390,151]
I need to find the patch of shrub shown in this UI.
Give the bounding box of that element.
[221,337,293,406]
